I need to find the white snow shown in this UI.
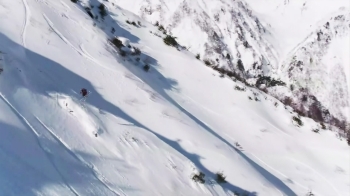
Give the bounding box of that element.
[0,0,349,196]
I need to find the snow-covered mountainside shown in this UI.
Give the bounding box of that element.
[0,0,349,196]
[114,0,350,133]
[114,0,279,76]
[279,11,350,130]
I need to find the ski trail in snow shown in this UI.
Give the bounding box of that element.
[177,93,292,138]
[0,94,79,196]
[42,14,122,75]
[21,0,30,47]
[60,1,70,10]
[35,117,124,196]
[224,134,325,196]
[287,158,341,196]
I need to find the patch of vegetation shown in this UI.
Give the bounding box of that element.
[274,102,279,107]
[192,172,205,184]
[143,64,150,72]
[312,129,320,133]
[237,59,244,72]
[163,35,178,47]
[215,172,227,183]
[290,84,294,91]
[234,85,246,91]
[111,27,115,34]
[158,25,165,31]
[98,3,107,19]
[84,7,94,19]
[292,116,303,127]
[126,20,138,27]
[110,37,124,48]
[256,76,286,88]
[196,54,200,60]
[306,191,315,196]
[282,97,293,105]
[71,0,78,3]
[243,41,250,48]
[203,59,212,66]
[131,47,141,56]
[248,96,253,100]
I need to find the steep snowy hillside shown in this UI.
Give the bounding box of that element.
[113,0,279,76]
[112,0,350,133]
[0,0,349,196]
[244,0,349,59]
[279,11,350,130]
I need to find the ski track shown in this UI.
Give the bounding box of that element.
[35,116,124,196]
[60,0,70,11]
[224,133,326,196]
[287,157,341,196]
[21,0,30,47]
[177,93,292,138]
[42,14,122,75]
[0,93,79,196]
[124,76,306,195]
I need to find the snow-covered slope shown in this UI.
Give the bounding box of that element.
[112,0,350,132]
[113,0,279,76]
[280,10,350,125]
[0,0,349,196]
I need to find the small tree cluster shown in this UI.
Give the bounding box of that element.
[71,0,78,3]
[256,76,286,88]
[292,116,303,127]
[143,64,150,72]
[126,20,139,27]
[237,59,245,72]
[111,37,124,48]
[234,85,246,91]
[158,25,166,34]
[131,47,141,56]
[163,35,178,47]
[203,59,212,66]
[98,3,107,19]
[84,7,94,19]
[192,172,205,184]
[196,54,200,60]
[215,172,227,183]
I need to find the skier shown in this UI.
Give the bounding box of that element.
[80,88,88,97]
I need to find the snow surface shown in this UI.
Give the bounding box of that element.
[0,0,349,196]
[111,0,350,132]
